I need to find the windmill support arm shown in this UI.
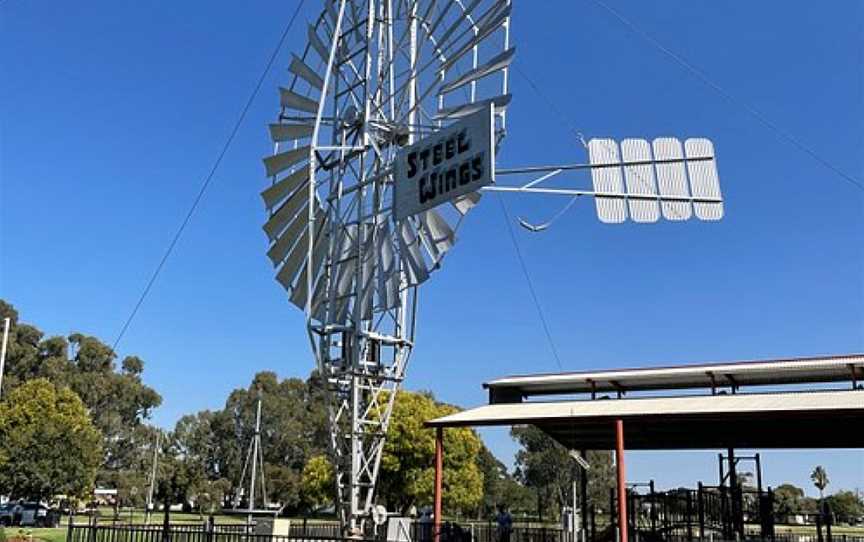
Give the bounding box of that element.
[482,185,722,203]
[487,156,721,202]
[495,155,712,176]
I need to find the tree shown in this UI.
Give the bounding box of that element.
[774,483,805,521]
[811,466,829,499]
[0,299,162,489]
[301,455,335,511]
[512,425,614,520]
[476,447,533,518]
[377,391,484,516]
[0,379,102,500]
[825,490,864,525]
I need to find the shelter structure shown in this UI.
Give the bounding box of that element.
[427,353,864,542]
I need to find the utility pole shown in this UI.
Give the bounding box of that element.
[0,317,10,399]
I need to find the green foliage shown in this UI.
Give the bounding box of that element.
[0,299,162,492]
[476,447,533,517]
[378,391,484,516]
[511,425,614,520]
[190,478,232,515]
[0,378,102,500]
[774,483,806,519]
[169,371,331,513]
[825,490,864,524]
[301,455,335,511]
[811,466,830,497]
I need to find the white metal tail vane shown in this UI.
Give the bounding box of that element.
[259,0,722,534]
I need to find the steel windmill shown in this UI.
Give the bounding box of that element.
[259,0,722,533]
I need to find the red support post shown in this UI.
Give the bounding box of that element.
[615,419,628,542]
[434,427,444,542]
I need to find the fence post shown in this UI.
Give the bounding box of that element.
[649,482,656,537]
[686,491,694,542]
[697,483,705,541]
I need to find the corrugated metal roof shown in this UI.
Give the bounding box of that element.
[484,353,864,399]
[428,390,864,427]
[426,390,864,449]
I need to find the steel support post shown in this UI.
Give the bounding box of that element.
[434,427,444,542]
[615,420,628,542]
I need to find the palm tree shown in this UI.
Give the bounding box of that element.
[811,465,829,520]
[810,466,829,500]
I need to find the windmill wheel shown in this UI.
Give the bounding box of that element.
[262,0,512,324]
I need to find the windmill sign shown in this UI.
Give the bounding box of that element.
[393,104,495,220]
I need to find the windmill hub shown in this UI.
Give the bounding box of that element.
[367,119,410,148]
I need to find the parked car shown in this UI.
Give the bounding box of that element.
[0,502,60,528]
[0,502,16,526]
[20,502,60,527]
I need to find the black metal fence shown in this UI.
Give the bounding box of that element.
[65,521,864,542]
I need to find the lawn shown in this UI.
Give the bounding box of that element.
[1,528,66,542]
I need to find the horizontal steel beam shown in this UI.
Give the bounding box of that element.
[482,185,723,203]
[496,156,712,176]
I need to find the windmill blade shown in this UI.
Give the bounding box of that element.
[653,137,692,221]
[435,94,511,120]
[261,167,308,211]
[417,209,455,264]
[332,224,360,300]
[452,192,482,215]
[263,178,310,240]
[275,227,311,290]
[398,221,430,286]
[620,138,660,223]
[289,54,325,91]
[264,145,311,178]
[267,205,323,266]
[358,226,377,320]
[440,3,511,72]
[289,228,329,310]
[685,138,723,221]
[425,0,456,41]
[324,0,339,33]
[440,48,515,95]
[307,24,330,61]
[587,139,627,224]
[280,87,319,113]
[269,123,314,143]
[435,0,485,52]
[375,224,400,311]
[348,1,364,44]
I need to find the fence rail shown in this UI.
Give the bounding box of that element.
[65,521,864,542]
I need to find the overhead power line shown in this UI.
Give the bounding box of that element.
[111,0,307,351]
[588,0,864,193]
[496,195,565,371]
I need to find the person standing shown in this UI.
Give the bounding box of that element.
[496,505,513,542]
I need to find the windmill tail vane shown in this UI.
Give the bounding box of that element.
[257,0,723,534]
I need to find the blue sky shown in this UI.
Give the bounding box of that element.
[1,1,862,495]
